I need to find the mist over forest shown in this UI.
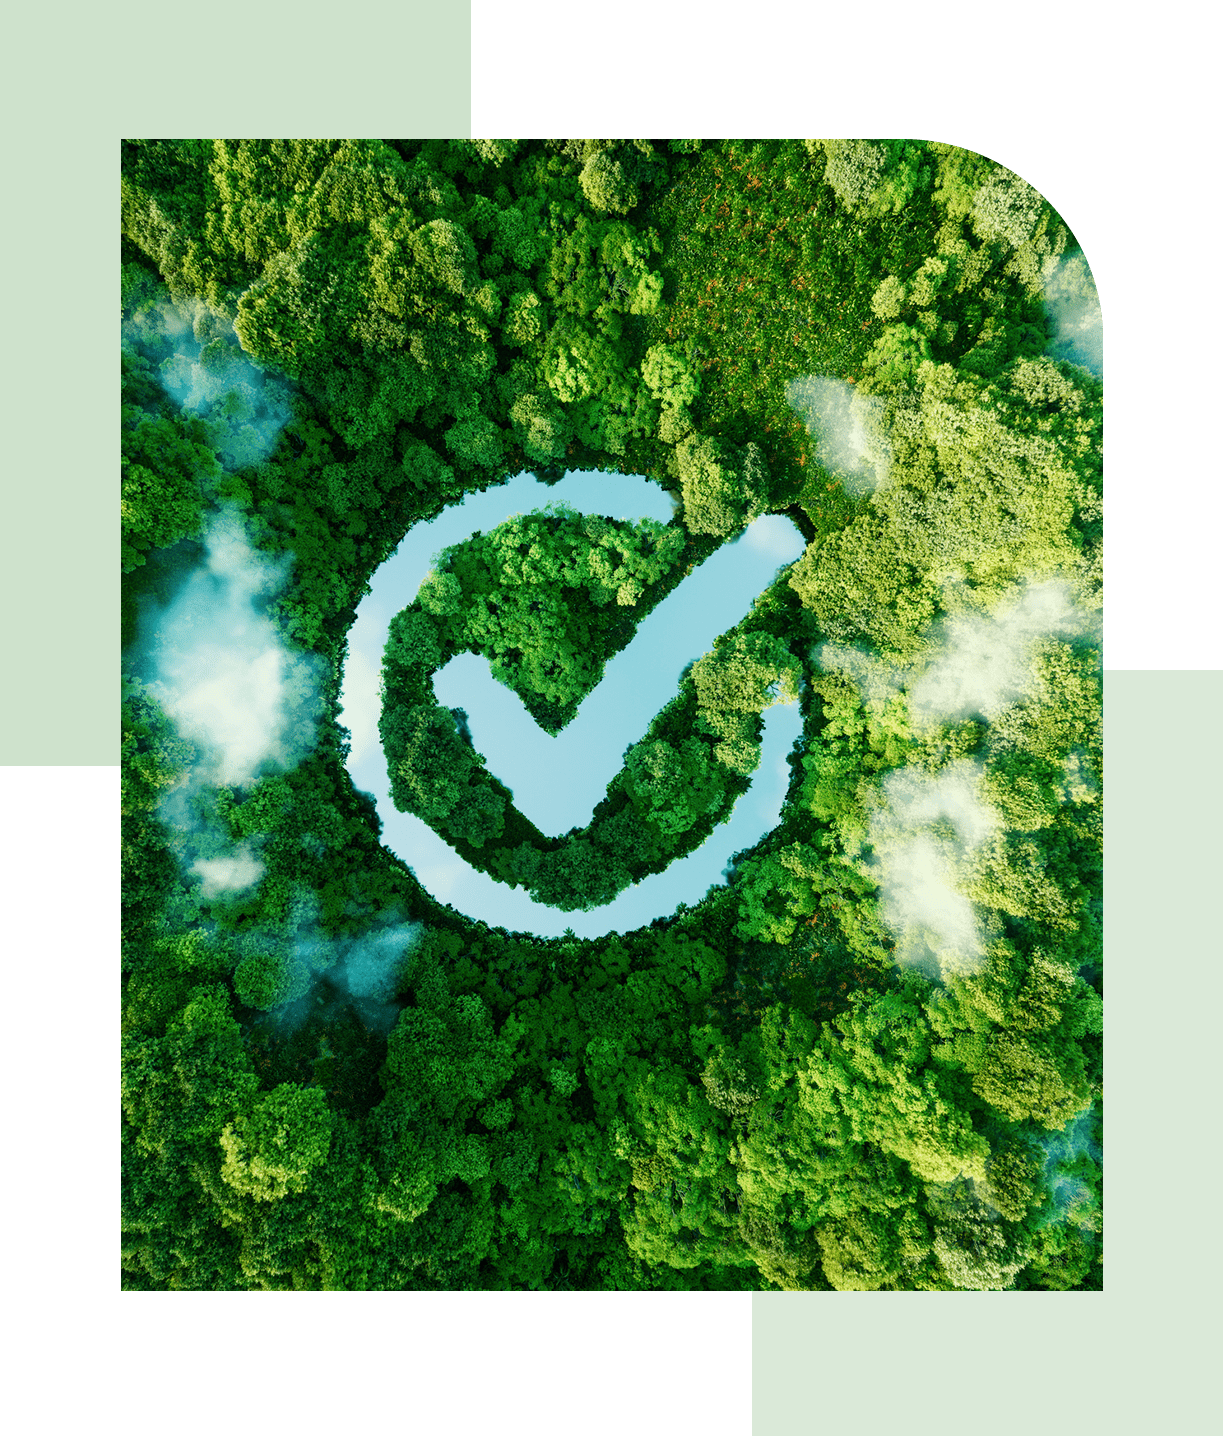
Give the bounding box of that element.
[122,138,1102,1291]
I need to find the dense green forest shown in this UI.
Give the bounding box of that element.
[121,138,1102,1291]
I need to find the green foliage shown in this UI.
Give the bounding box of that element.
[220,1084,333,1201]
[931,1201,1029,1290]
[120,350,221,570]
[234,949,312,1010]
[789,515,940,657]
[623,737,724,838]
[691,631,800,727]
[642,341,701,410]
[676,434,771,536]
[383,992,515,1120]
[982,1142,1042,1222]
[809,139,932,220]
[970,171,1045,251]
[1021,1222,1099,1290]
[121,137,1102,1291]
[580,149,639,215]
[509,391,570,462]
[572,140,666,217]
[404,507,687,730]
[971,1030,1094,1129]
[381,702,507,849]
[699,1046,761,1117]
[731,844,827,945]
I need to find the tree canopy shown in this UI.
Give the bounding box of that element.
[121,138,1102,1291]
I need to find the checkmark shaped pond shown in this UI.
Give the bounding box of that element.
[341,470,806,937]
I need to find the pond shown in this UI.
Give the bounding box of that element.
[340,470,807,937]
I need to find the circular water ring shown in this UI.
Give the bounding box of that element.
[341,469,807,936]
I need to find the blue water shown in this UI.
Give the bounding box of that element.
[340,470,806,937]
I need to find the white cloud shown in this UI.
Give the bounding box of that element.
[1043,256,1102,377]
[122,290,292,468]
[785,374,892,494]
[147,509,322,789]
[819,578,1096,730]
[866,761,1001,977]
[907,580,1090,727]
[190,845,266,898]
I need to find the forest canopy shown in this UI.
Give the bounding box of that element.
[121,137,1102,1292]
